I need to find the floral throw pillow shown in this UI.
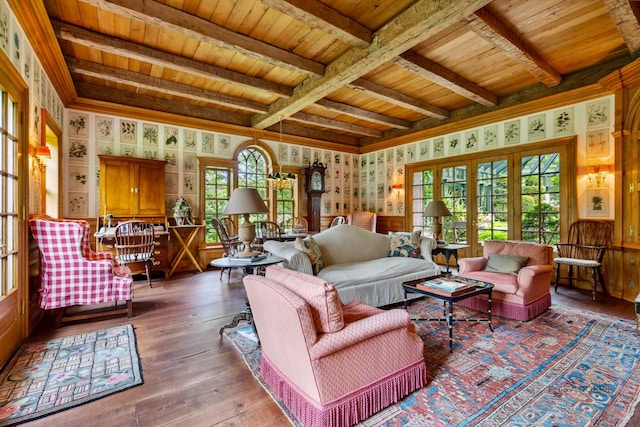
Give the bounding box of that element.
[388,231,422,258]
[294,236,324,275]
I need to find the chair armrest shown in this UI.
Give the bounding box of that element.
[309,309,412,359]
[86,251,113,261]
[516,264,554,300]
[263,240,313,275]
[457,257,486,274]
[420,236,437,255]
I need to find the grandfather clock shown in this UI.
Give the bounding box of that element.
[305,162,326,233]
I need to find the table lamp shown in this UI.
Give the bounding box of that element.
[222,188,269,257]
[424,200,451,244]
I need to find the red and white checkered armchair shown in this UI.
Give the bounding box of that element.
[28,216,133,326]
[244,265,426,427]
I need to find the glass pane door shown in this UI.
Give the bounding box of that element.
[476,159,509,243]
[520,153,560,244]
[441,165,467,243]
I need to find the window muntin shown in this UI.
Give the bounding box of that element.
[0,88,19,292]
[476,160,509,243]
[520,153,560,244]
[203,167,232,243]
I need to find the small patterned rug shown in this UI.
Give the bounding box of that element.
[225,302,640,426]
[0,324,143,426]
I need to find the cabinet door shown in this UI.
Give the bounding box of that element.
[137,162,166,215]
[102,160,135,216]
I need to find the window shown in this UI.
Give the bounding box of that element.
[476,160,509,242]
[203,167,232,243]
[199,142,301,245]
[238,147,268,223]
[408,138,573,253]
[412,169,434,235]
[0,89,18,293]
[520,153,561,244]
[441,165,467,243]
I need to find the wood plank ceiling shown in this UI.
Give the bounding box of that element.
[18,0,640,149]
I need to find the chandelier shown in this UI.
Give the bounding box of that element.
[268,117,296,190]
[268,166,296,190]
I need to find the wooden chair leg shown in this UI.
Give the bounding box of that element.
[53,308,65,328]
[554,264,561,291]
[597,266,607,294]
[145,261,152,287]
[127,300,133,317]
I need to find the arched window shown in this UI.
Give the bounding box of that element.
[237,147,269,222]
[200,143,299,244]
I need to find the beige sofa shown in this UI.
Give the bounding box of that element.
[263,224,440,307]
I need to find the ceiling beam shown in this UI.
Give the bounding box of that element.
[77,0,324,76]
[52,20,293,99]
[466,7,561,87]
[360,56,633,147]
[602,0,640,55]
[272,122,360,146]
[288,113,382,137]
[315,99,412,129]
[8,0,77,104]
[251,0,490,130]
[262,0,372,48]
[75,82,252,126]
[66,57,269,114]
[394,51,498,106]
[348,78,449,118]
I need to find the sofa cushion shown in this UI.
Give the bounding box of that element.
[265,265,344,333]
[313,224,390,267]
[318,257,432,289]
[483,254,528,275]
[295,236,324,275]
[388,231,422,258]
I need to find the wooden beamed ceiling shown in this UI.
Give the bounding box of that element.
[11,0,640,150]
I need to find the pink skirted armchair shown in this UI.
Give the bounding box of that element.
[243,265,426,427]
[346,211,377,232]
[29,216,133,326]
[457,240,554,321]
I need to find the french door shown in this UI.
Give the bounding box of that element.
[0,61,27,367]
[409,138,573,257]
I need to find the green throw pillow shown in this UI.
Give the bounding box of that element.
[388,231,422,258]
[483,254,528,275]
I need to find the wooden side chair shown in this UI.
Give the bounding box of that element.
[554,220,613,300]
[283,216,308,234]
[254,220,283,252]
[211,217,244,280]
[114,220,156,287]
[330,215,346,227]
[220,216,238,239]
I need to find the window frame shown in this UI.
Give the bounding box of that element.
[405,137,576,255]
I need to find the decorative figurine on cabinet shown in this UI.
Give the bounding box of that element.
[173,197,193,225]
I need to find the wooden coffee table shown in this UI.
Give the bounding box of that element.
[402,276,494,352]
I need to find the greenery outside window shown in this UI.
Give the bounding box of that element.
[203,167,232,243]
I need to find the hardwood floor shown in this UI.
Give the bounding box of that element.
[19,268,637,427]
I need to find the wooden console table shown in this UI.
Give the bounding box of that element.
[169,224,205,277]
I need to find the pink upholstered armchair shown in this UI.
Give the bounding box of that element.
[243,265,426,427]
[346,211,377,232]
[29,217,133,326]
[457,240,554,321]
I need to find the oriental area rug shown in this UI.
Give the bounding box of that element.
[0,324,143,426]
[225,302,640,426]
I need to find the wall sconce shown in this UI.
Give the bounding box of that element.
[31,145,51,170]
[391,184,403,198]
[587,165,609,188]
